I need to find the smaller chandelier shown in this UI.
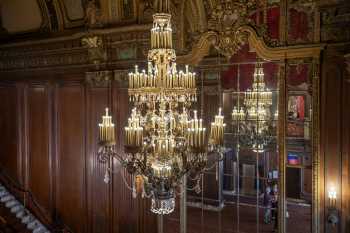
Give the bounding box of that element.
[244,62,272,108]
[98,108,117,163]
[209,108,226,147]
[124,108,143,148]
[232,62,274,152]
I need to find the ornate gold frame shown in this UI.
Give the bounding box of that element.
[178,24,324,233]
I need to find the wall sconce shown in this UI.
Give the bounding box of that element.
[327,186,339,226]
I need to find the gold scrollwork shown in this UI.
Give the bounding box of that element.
[207,0,266,59]
[81,35,107,65]
[178,25,324,65]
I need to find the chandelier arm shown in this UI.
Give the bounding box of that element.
[187,173,201,181]
[186,178,202,191]
[111,152,126,164]
[142,190,153,199]
[97,152,110,164]
[106,167,120,175]
[203,162,218,172]
[119,168,136,192]
[134,155,148,173]
[205,160,219,171]
[175,189,185,196]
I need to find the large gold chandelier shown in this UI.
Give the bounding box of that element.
[97,2,225,215]
[231,62,274,152]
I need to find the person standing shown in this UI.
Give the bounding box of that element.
[262,186,273,224]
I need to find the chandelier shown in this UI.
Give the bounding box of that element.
[231,62,275,152]
[97,2,225,215]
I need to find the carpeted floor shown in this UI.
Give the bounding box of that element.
[164,202,311,233]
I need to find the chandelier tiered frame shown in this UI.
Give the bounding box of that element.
[231,62,276,153]
[97,10,225,215]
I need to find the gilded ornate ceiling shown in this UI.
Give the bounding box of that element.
[0,0,348,72]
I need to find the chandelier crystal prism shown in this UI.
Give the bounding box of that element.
[97,1,225,215]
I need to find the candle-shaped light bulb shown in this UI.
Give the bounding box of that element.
[148,62,152,72]
[328,186,337,200]
[328,185,337,208]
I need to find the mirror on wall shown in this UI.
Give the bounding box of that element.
[285,62,313,233]
[163,56,315,233]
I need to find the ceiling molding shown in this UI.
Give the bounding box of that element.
[0,23,151,48]
[57,0,85,29]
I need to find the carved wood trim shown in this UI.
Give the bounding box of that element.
[277,62,287,233]
[312,59,321,233]
[241,26,325,60]
[178,31,217,65]
[178,25,325,65]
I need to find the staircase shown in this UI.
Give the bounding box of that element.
[0,184,50,233]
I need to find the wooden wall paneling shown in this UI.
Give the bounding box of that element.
[111,80,157,233]
[55,82,87,233]
[319,62,326,233]
[86,85,111,233]
[135,189,156,233]
[0,83,20,184]
[17,82,27,189]
[341,59,350,233]
[26,83,53,220]
[112,82,141,233]
[321,53,343,233]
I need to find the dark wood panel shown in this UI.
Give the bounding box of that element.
[27,85,52,216]
[86,87,110,233]
[112,86,138,233]
[55,84,87,233]
[341,60,350,233]
[321,52,350,233]
[323,63,342,212]
[0,85,19,183]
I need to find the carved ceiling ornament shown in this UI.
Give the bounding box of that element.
[81,35,107,65]
[208,0,266,59]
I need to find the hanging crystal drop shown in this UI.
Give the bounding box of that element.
[142,184,145,198]
[104,170,110,184]
[195,180,201,194]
